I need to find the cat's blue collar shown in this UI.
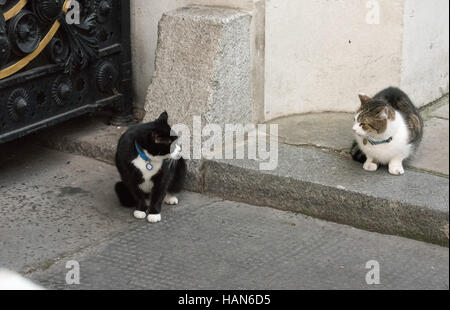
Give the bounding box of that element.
[367,137,393,146]
[135,141,153,171]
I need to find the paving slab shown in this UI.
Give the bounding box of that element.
[267,113,354,152]
[32,200,448,290]
[410,118,449,176]
[0,142,133,273]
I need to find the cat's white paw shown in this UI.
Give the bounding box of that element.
[170,144,182,160]
[389,165,405,176]
[363,162,378,172]
[147,214,161,223]
[164,195,178,205]
[133,210,147,219]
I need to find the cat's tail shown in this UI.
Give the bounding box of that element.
[115,182,136,208]
[350,141,366,163]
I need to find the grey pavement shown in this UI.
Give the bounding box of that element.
[0,142,134,274]
[0,142,448,290]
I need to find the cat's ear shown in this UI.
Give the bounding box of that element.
[358,94,372,107]
[157,111,169,123]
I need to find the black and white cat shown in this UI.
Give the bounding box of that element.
[115,112,186,223]
[351,87,424,175]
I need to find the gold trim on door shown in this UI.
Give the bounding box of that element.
[0,0,72,80]
[3,0,28,21]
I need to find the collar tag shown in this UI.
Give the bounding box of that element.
[135,141,153,170]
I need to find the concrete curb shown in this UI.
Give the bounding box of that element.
[30,116,449,246]
[202,158,449,246]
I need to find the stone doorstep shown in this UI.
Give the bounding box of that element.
[431,105,449,119]
[29,114,449,246]
[268,109,449,177]
[422,94,449,121]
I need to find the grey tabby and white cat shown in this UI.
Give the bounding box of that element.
[351,87,424,176]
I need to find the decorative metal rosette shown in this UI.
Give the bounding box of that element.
[51,75,73,106]
[33,0,64,24]
[8,10,42,55]
[96,60,118,93]
[47,35,69,65]
[7,88,29,122]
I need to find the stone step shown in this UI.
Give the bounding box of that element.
[30,114,449,246]
[202,142,449,246]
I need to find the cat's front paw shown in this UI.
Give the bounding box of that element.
[133,210,147,219]
[389,165,405,176]
[147,214,161,223]
[164,195,179,205]
[170,144,182,160]
[363,162,378,172]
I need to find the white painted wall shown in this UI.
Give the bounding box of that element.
[264,0,404,120]
[132,0,449,120]
[131,0,178,112]
[401,0,449,107]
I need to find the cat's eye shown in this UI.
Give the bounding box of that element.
[360,123,371,130]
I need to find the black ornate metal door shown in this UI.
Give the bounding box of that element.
[0,0,133,143]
